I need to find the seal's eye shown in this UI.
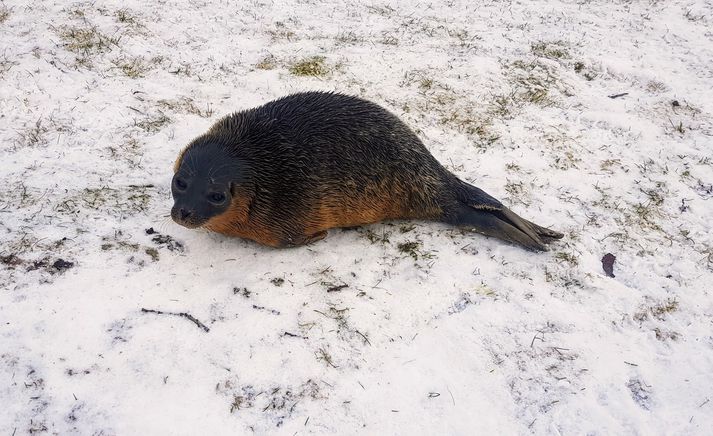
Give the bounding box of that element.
[208,192,226,204]
[175,178,187,190]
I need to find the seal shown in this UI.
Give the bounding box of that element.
[171,92,563,250]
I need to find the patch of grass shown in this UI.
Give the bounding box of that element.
[669,119,686,134]
[650,299,679,319]
[255,54,277,70]
[56,185,154,218]
[654,328,680,341]
[438,110,499,146]
[366,4,395,16]
[113,56,149,78]
[505,162,521,172]
[522,88,551,105]
[115,8,139,25]
[158,97,213,118]
[646,80,668,93]
[496,59,564,113]
[66,6,86,19]
[634,298,679,322]
[380,34,399,45]
[0,52,17,77]
[145,247,159,262]
[106,137,143,168]
[361,229,391,244]
[504,179,529,204]
[57,25,120,56]
[167,62,196,77]
[554,251,579,267]
[531,41,569,60]
[289,56,328,77]
[419,77,434,90]
[552,150,581,170]
[628,200,664,232]
[135,112,171,133]
[399,223,416,233]
[491,93,515,118]
[397,240,435,261]
[233,287,251,298]
[19,119,49,147]
[266,21,296,41]
[600,159,622,173]
[544,267,584,289]
[447,28,480,49]
[335,31,362,45]
[684,10,705,22]
[0,5,10,24]
[316,347,337,368]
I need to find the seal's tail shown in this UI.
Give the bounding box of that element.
[445,179,563,251]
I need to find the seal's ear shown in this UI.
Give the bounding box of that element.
[173,147,188,173]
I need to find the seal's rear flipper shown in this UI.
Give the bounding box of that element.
[447,180,563,251]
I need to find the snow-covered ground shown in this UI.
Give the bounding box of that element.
[2,0,712,434]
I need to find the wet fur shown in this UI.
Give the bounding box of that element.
[174,92,563,250]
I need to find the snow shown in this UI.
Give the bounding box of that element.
[1,0,713,434]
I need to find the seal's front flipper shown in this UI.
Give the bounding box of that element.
[281,230,328,248]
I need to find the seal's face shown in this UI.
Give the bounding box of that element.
[171,144,235,229]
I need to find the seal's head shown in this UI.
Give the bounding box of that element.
[171,143,243,229]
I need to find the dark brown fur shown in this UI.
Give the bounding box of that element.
[171,92,563,250]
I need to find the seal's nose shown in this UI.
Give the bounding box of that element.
[179,208,191,220]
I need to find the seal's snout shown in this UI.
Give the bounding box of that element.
[178,208,191,220]
[171,205,201,228]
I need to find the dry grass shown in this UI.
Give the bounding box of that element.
[134,112,171,133]
[266,21,296,41]
[634,298,679,322]
[289,56,328,77]
[531,41,570,60]
[56,25,120,56]
[113,56,149,78]
[115,8,140,26]
[0,52,17,77]
[158,97,213,118]
[397,240,435,261]
[255,54,277,70]
[18,119,50,148]
[55,185,155,219]
[0,5,10,24]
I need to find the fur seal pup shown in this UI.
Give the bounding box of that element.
[171,92,562,250]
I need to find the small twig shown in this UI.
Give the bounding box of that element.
[608,92,628,99]
[446,385,455,405]
[141,308,210,332]
[326,284,348,293]
[283,331,308,339]
[355,330,371,346]
[530,330,545,347]
[127,106,145,114]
